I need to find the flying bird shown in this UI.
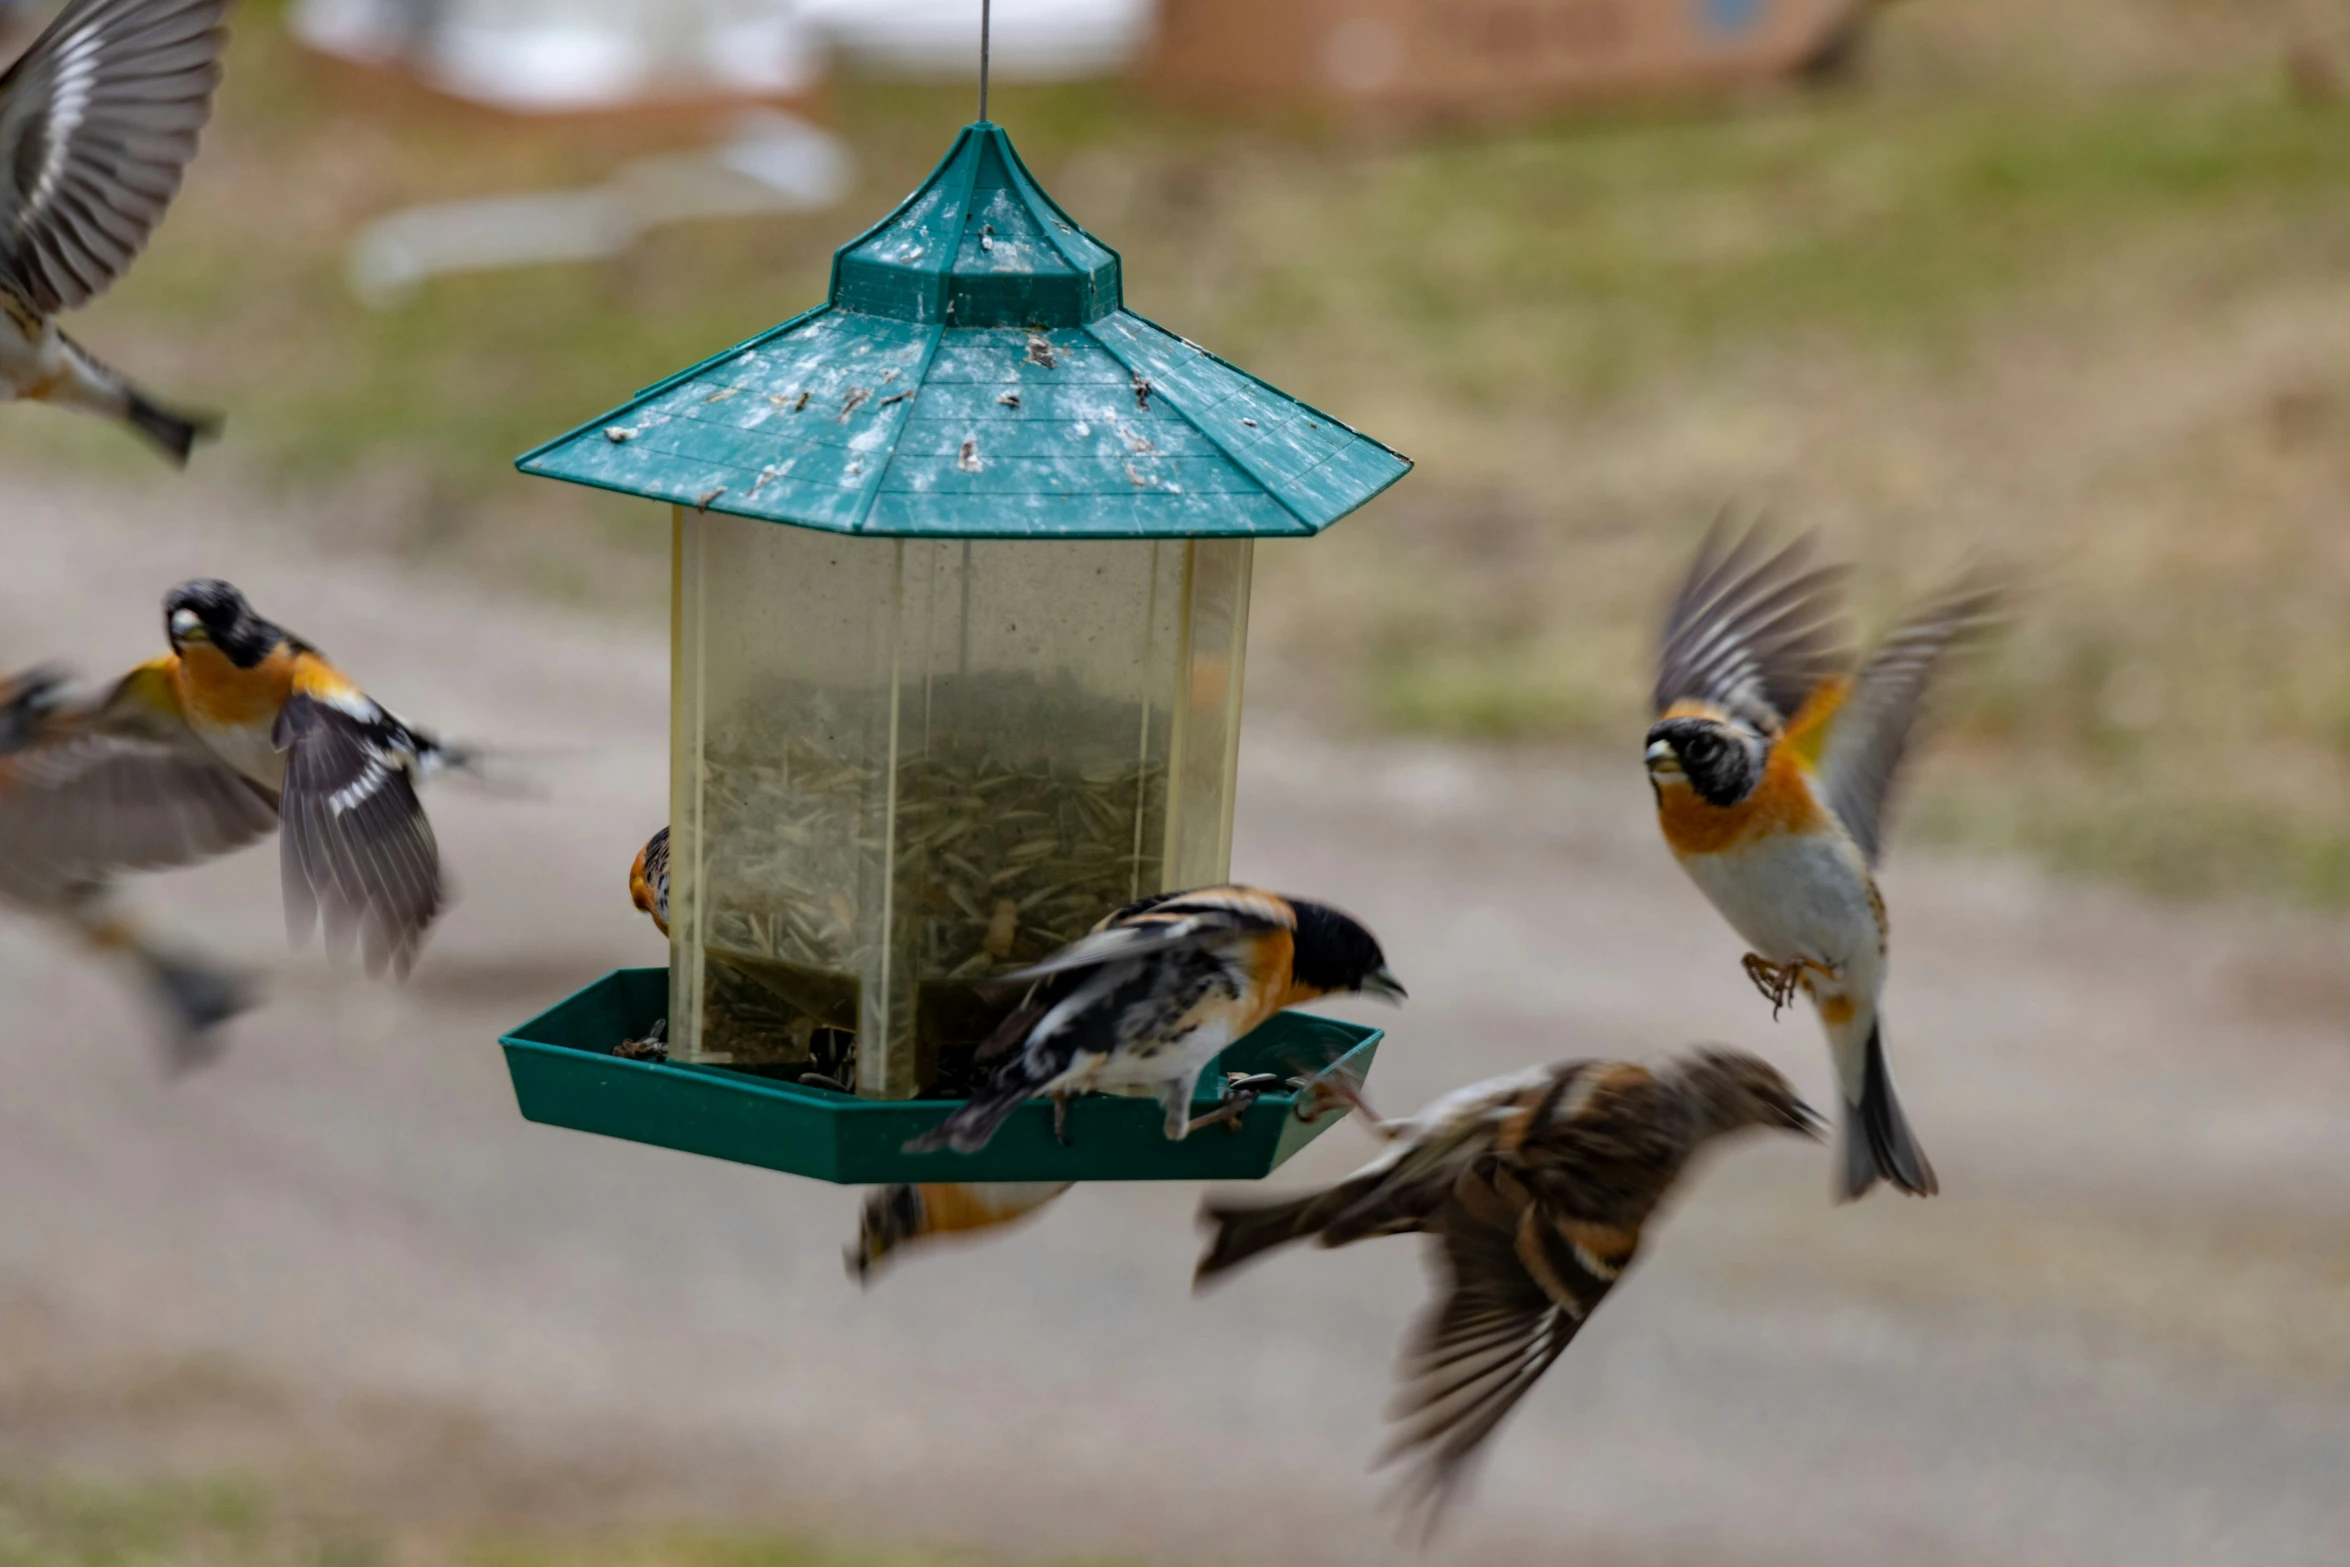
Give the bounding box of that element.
[1643,521,2002,1199]
[0,580,462,979]
[846,1180,1075,1285]
[1196,1048,1823,1533]
[906,885,1404,1157]
[0,0,231,462]
[0,663,251,1069]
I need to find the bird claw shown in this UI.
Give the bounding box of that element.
[1292,1061,1387,1133]
[1052,1096,1072,1146]
[1740,953,1835,1020]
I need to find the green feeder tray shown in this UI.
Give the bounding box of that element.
[500,969,1385,1184]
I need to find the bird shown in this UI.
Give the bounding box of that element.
[0,579,463,980]
[905,885,1405,1157]
[846,1180,1075,1285]
[1643,521,2002,1200]
[629,823,668,933]
[0,0,232,463]
[1197,1047,1823,1532]
[0,663,251,1069]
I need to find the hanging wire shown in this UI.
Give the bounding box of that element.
[979,0,992,122]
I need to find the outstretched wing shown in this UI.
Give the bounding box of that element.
[274,670,444,979]
[0,659,275,904]
[998,885,1292,983]
[0,0,229,314]
[1653,518,1853,736]
[1380,1162,1621,1537]
[1816,570,2005,864]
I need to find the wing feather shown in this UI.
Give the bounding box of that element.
[0,661,274,904]
[1816,570,2006,863]
[0,0,229,313]
[1654,518,1854,735]
[275,691,444,978]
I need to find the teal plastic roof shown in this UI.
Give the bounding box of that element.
[516,123,1410,538]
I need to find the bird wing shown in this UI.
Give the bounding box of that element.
[1815,570,2005,864]
[0,657,275,902]
[1653,518,1854,736]
[1379,1162,1622,1533]
[273,660,444,979]
[0,0,229,314]
[998,885,1291,983]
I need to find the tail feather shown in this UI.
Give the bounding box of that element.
[1195,1191,1336,1284]
[1841,1020,1937,1200]
[122,386,221,467]
[139,950,254,1076]
[902,1070,1041,1155]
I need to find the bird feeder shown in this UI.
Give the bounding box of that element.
[500,120,1410,1182]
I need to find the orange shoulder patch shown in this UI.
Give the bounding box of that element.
[1781,675,1851,771]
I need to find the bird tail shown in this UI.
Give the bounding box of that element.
[901,1070,1042,1155]
[1194,1192,1332,1282]
[138,947,253,1075]
[1196,1168,1394,1285]
[121,387,221,466]
[1841,1018,1937,1200]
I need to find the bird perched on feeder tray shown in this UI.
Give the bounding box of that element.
[0,580,464,980]
[0,0,232,463]
[1643,522,2003,1200]
[0,663,253,1069]
[906,885,1404,1157]
[1196,1047,1823,1533]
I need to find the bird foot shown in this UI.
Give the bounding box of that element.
[1293,1062,1389,1134]
[1740,953,1835,1020]
[613,1019,669,1061]
[1052,1096,1072,1146]
[1183,1080,1272,1137]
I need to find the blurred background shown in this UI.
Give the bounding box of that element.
[1,0,2347,1562]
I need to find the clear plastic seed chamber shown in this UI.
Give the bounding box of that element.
[670,521,1252,1097]
[498,120,1412,1182]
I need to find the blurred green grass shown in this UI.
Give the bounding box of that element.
[0,1474,1117,1567]
[13,0,2350,904]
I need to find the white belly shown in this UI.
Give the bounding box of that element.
[1083,1016,1235,1096]
[1678,828,1883,987]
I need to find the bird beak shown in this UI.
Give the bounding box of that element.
[1644,738,1681,776]
[169,608,205,643]
[1785,1096,1829,1141]
[1359,965,1408,1004]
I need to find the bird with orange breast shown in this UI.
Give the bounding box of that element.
[0,664,252,1069]
[0,580,462,981]
[1642,522,2002,1200]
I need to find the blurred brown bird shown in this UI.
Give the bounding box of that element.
[0,664,251,1069]
[1197,1047,1822,1533]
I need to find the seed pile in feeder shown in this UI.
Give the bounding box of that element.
[692,671,1172,1085]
